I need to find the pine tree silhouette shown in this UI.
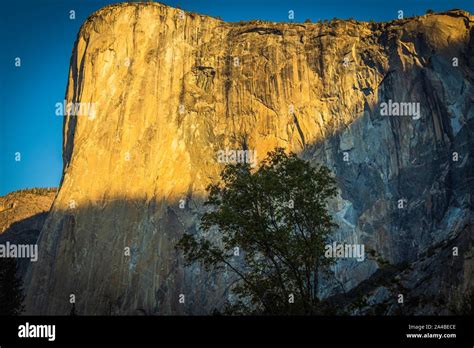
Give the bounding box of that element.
[0,258,25,315]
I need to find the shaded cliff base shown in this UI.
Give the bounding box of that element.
[327,221,473,315]
[1,191,471,315]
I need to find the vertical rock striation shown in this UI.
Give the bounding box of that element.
[25,3,473,314]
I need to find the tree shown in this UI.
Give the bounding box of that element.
[176,148,338,314]
[426,9,435,14]
[0,258,25,315]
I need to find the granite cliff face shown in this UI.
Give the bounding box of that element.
[25,3,473,314]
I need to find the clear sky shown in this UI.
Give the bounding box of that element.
[1,0,473,195]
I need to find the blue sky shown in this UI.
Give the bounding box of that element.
[1,0,473,195]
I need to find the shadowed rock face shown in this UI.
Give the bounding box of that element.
[24,3,473,314]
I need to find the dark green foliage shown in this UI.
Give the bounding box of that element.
[0,258,25,315]
[14,187,56,196]
[426,9,435,14]
[176,148,338,314]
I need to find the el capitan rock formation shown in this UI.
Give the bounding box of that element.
[24,3,473,314]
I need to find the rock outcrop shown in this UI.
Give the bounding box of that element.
[0,188,56,278]
[24,3,473,314]
[0,188,56,236]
